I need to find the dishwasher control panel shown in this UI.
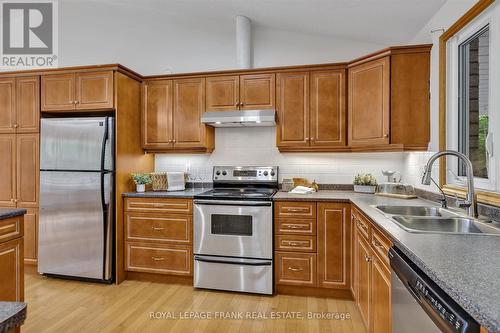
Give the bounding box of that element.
[415,278,464,332]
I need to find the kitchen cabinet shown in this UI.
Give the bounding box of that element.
[348,57,390,147]
[352,207,393,333]
[277,69,347,151]
[348,46,431,150]
[205,73,275,111]
[142,80,173,149]
[275,252,317,287]
[0,215,24,302]
[0,76,40,134]
[41,71,114,111]
[124,198,193,277]
[141,78,214,152]
[317,203,350,289]
[16,134,39,208]
[205,76,239,111]
[23,209,38,263]
[0,135,16,207]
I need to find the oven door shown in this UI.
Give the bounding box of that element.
[193,200,273,259]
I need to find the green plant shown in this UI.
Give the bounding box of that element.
[131,173,152,185]
[353,173,377,186]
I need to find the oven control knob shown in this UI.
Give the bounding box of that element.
[270,171,275,176]
[222,170,227,176]
[263,171,269,176]
[216,171,221,176]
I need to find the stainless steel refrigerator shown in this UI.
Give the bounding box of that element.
[39,117,114,282]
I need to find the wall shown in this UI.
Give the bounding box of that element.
[403,0,477,193]
[155,127,405,184]
[57,1,384,75]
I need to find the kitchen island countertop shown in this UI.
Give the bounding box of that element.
[0,302,26,333]
[0,208,27,220]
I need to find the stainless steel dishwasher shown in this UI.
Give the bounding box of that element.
[389,247,480,333]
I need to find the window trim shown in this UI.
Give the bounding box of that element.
[439,0,500,207]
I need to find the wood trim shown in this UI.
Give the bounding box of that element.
[126,271,193,285]
[348,44,432,67]
[438,0,499,207]
[276,285,353,299]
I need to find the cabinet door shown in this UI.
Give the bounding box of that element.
[16,76,40,133]
[23,208,38,262]
[0,78,16,134]
[317,203,350,289]
[41,73,76,111]
[142,80,173,149]
[310,70,346,147]
[275,251,317,287]
[206,76,239,111]
[16,134,39,208]
[75,71,114,110]
[348,57,390,146]
[0,237,23,301]
[239,74,275,110]
[173,78,207,149]
[0,135,16,207]
[371,257,391,333]
[355,229,371,330]
[276,72,310,148]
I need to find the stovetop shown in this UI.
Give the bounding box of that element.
[194,187,277,201]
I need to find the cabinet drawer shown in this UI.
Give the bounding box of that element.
[275,252,316,287]
[353,212,370,241]
[0,216,23,243]
[125,242,192,276]
[275,219,316,235]
[371,227,392,269]
[275,201,316,219]
[275,235,316,253]
[125,198,192,214]
[125,213,191,244]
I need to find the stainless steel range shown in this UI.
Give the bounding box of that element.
[193,166,278,295]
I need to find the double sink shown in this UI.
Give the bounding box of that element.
[374,205,500,235]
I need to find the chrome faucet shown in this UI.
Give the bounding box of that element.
[421,150,477,218]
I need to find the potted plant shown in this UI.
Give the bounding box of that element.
[353,173,377,194]
[131,173,152,193]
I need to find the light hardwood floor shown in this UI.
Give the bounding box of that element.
[23,267,366,333]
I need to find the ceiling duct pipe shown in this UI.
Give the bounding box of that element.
[236,15,252,69]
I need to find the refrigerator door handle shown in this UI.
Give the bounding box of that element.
[100,116,109,172]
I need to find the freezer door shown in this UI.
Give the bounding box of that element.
[39,171,109,280]
[40,117,114,171]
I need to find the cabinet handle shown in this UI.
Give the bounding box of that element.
[172,139,176,143]
[75,101,80,104]
[151,257,165,261]
[372,238,386,250]
[10,198,15,203]
[285,241,307,247]
[288,266,303,272]
[286,208,306,212]
[310,137,314,141]
[357,220,368,232]
[13,124,18,128]
[384,133,389,138]
[152,227,165,231]
[364,255,371,262]
[305,137,309,141]
[287,224,307,229]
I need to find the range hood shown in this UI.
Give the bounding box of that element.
[201,110,276,127]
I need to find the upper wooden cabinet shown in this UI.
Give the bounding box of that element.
[205,73,275,111]
[348,46,431,150]
[348,57,390,147]
[277,69,347,152]
[0,76,39,134]
[41,70,114,111]
[142,78,214,152]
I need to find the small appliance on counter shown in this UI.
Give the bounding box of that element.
[376,170,417,199]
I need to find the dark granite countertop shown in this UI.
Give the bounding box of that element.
[274,191,500,332]
[0,208,26,220]
[123,188,207,198]
[0,302,26,333]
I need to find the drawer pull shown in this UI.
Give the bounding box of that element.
[286,208,307,212]
[364,255,371,262]
[372,238,385,250]
[288,266,303,272]
[287,224,307,229]
[357,221,368,232]
[152,227,165,231]
[151,256,165,261]
[285,241,307,247]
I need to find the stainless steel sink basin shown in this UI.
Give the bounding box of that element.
[375,205,457,217]
[391,216,500,234]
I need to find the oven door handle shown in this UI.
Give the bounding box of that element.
[194,255,272,266]
[193,199,272,207]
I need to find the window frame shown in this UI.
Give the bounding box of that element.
[445,2,499,192]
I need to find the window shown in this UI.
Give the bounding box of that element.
[447,2,499,192]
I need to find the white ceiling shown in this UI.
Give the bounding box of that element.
[79,0,448,45]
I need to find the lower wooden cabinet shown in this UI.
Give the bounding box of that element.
[0,216,24,302]
[352,207,393,333]
[275,251,316,287]
[23,208,38,263]
[125,242,192,276]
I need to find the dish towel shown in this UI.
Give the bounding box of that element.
[288,186,315,194]
[167,172,186,191]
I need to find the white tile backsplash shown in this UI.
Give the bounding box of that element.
[155,127,406,185]
[403,151,440,193]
